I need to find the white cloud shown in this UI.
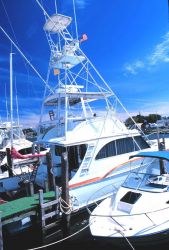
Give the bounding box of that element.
[19,114,40,128]
[124,31,169,75]
[124,60,144,75]
[124,64,137,75]
[149,32,169,65]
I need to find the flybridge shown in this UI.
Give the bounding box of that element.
[44,91,112,106]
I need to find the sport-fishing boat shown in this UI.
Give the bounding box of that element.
[34,1,169,211]
[89,151,169,248]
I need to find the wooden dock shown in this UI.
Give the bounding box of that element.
[0,190,56,225]
[0,150,77,249]
[0,186,65,250]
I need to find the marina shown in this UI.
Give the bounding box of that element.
[0,0,169,250]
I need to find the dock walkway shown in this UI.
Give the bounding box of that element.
[0,191,56,225]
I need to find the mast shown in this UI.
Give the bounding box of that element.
[5,83,9,122]
[10,52,14,148]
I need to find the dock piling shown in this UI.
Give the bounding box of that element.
[44,179,49,192]
[0,212,3,250]
[6,148,13,177]
[61,149,71,236]
[29,182,34,196]
[46,152,55,191]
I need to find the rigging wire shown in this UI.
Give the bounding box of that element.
[38,61,51,130]
[168,0,169,23]
[0,0,34,87]
[14,77,21,135]
[0,0,18,46]
[0,26,54,94]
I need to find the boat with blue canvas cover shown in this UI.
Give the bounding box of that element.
[89,150,169,248]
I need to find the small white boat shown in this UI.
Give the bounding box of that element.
[89,150,169,248]
[0,121,48,192]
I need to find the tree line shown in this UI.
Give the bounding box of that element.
[125,114,162,127]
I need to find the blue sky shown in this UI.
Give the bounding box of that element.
[0,0,169,127]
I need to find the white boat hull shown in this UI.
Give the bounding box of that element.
[89,151,169,248]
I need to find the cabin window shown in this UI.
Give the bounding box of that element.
[18,146,46,155]
[95,136,150,160]
[134,136,150,150]
[120,191,142,204]
[19,147,33,155]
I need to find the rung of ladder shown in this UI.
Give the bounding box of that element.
[41,199,59,208]
[43,221,60,231]
[84,156,90,160]
[42,210,58,220]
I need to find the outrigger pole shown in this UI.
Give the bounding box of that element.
[0,26,54,94]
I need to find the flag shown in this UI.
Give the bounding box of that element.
[80,34,88,43]
[54,69,60,75]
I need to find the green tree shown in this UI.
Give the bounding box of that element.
[125,113,161,126]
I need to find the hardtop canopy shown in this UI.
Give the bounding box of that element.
[129,150,169,161]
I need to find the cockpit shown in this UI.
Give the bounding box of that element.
[123,153,169,192]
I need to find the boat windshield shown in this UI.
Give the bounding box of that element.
[0,127,25,148]
[122,157,169,192]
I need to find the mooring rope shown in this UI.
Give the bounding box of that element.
[26,219,93,250]
[26,213,136,250]
[114,228,135,250]
[59,196,73,215]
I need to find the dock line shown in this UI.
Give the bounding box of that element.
[26,220,92,250]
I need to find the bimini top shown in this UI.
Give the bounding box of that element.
[129,150,169,161]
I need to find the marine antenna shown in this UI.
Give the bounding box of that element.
[72,0,78,40]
